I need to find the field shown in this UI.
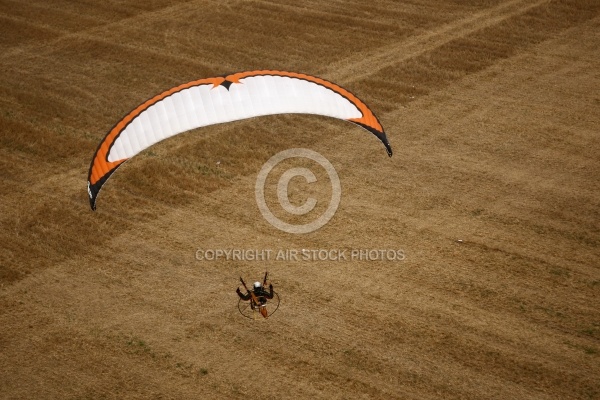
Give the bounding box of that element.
[1,0,599,398]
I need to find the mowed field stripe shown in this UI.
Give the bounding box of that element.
[328,0,549,84]
[0,0,220,62]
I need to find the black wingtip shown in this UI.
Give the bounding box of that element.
[352,122,393,158]
[87,165,122,211]
[384,141,393,157]
[87,181,96,211]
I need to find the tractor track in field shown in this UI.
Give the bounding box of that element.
[328,0,550,84]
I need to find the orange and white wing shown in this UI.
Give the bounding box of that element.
[87,70,392,210]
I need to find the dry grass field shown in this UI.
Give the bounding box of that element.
[1,0,599,398]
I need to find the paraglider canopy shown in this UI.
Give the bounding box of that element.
[87,70,392,210]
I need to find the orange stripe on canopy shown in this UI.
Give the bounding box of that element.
[89,77,222,185]
[227,70,384,133]
[87,70,390,210]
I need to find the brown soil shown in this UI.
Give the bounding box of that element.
[1,0,599,398]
